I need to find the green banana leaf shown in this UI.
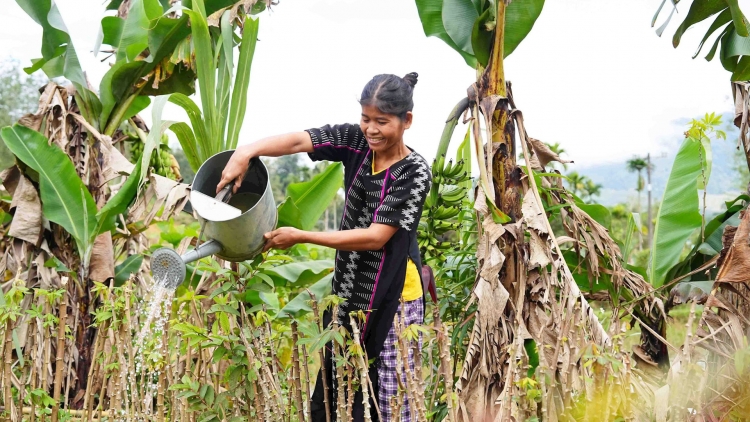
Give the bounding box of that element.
[649,137,706,288]
[0,136,14,171]
[277,198,304,230]
[443,0,479,55]
[263,260,334,287]
[726,0,749,37]
[16,0,85,87]
[97,161,142,234]
[185,0,218,143]
[415,0,544,68]
[471,8,493,67]
[277,163,344,231]
[114,254,143,286]
[16,0,102,130]
[621,212,642,264]
[456,125,473,192]
[658,0,749,79]
[170,122,203,172]
[277,273,334,319]
[0,125,97,262]
[216,12,234,145]
[691,9,732,58]
[116,0,162,62]
[672,0,727,48]
[226,16,259,151]
[503,0,545,57]
[415,0,478,67]
[664,194,748,284]
[169,93,211,168]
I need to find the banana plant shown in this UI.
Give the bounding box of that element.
[653,0,750,80]
[649,113,724,288]
[168,0,261,172]
[0,125,143,278]
[415,0,545,68]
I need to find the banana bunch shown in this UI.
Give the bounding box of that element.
[417,229,458,256]
[418,153,473,261]
[431,154,470,186]
[126,128,181,181]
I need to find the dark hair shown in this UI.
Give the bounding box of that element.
[359,72,418,120]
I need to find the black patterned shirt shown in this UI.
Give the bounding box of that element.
[306,123,432,358]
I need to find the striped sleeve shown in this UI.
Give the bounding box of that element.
[305,123,368,163]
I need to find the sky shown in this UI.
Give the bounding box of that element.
[0,0,742,171]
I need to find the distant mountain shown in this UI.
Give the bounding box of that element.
[572,113,746,213]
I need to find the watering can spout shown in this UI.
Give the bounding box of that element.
[151,240,223,289]
[181,240,223,264]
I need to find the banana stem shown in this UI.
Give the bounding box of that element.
[103,86,145,137]
[429,98,470,206]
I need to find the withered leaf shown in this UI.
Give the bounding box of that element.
[8,174,43,245]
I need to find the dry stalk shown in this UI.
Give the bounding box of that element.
[51,277,69,422]
[392,313,406,422]
[84,319,108,422]
[291,322,305,422]
[3,315,13,421]
[346,366,354,422]
[332,306,346,422]
[349,315,372,422]
[389,395,401,422]
[95,359,110,422]
[253,381,263,422]
[433,308,455,422]
[157,325,168,422]
[117,316,130,419]
[261,312,284,419]
[64,305,79,410]
[18,316,31,417]
[42,300,52,421]
[411,339,427,421]
[396,311,427,422]
[125,282,141,418]
[301,339,312,422]
[27,315,38,422]
[238,304,276,422]
[310,297,332,422]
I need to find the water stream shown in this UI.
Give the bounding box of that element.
[118,277,176,421]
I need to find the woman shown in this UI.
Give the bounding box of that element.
[217,72,431,422]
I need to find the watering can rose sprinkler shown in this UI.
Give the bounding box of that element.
[151,150,277,289]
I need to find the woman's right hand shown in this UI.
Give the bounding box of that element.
[217,146,253,194]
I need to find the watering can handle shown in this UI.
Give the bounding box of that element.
[215,181,234,204]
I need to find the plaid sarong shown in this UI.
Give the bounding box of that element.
[377,299,424,422]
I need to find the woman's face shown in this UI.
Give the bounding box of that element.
[360,104,412,153]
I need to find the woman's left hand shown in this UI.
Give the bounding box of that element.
[263,227,305,252]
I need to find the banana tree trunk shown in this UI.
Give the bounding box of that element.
[457,3,618,420]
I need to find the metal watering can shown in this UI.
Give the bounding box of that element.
[151,150,277,289]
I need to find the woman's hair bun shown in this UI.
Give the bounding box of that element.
[402,72,418,88]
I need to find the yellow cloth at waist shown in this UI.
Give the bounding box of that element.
[402,258,423,301]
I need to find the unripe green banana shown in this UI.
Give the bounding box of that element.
[445,159,463,178]
[442,159,454,178]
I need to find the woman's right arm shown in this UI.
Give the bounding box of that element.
[217,132,313,193]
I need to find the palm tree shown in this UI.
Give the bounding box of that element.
[566,171,587,196]
[626,157,648,212]
[583,179,603,202]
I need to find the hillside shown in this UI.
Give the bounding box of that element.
[573,112,746,213]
